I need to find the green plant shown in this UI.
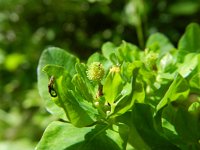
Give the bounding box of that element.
[37,23,200,150]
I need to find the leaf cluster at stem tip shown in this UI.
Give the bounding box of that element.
[37,23,200,150]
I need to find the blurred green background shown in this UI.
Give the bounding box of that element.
[0,0,200,149]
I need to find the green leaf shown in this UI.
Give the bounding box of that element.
[189,72,200,93]
[72,74,94,102]
[111,81,144,118]
[35,121,93,150]
[75,63,97,96]
[107,124,129,150]
[188,101,200,115]
[116,112,151,150]
[62,79,96,127]
[60,91,96,127]
[121,61,142,82]
[37,122,126,150]
[37,47,79,119]
[101,42,116,60]
[42,64,73,107]
[174,108,200,144]
[131,104,179,149]
[109,53,119,64]
[156,74,190,111]
[159,51,178,73]
[117,123,130,149]
[177,53,200,78]
[109,66,145,118]
[103,71,124,105]
[178,23,200,53]
[87,52,106,64]
[43,64,68,78]
[161,103,200,149]
[87,52,112,71]
[161,104,184,145]
[116,41,142,63]
[82,125,121,150]
[43,65,96,127]
[146,33,174,56]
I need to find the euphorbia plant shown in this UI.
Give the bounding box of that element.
[36,23,200,150]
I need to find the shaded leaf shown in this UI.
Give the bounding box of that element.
[174,108,200,144]
[131,104,179,150]
[189,72,200,93]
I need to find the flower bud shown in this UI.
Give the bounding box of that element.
[110,66,120,73]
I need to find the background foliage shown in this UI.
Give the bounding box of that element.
[0,0,200,149]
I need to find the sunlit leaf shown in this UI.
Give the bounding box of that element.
[146,33,174,56]
[178,23,200,53]
[102,42,116,59]
[156,74,190,111]
[37,47,79,119]
[103,71,124,105]
[36,121,93,150]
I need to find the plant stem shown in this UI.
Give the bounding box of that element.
[134,0,145,49]
[136,20,144,49]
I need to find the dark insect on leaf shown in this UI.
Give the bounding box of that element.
[48,76,57,97]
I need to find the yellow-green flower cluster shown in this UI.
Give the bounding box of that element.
[87,62,104,82]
